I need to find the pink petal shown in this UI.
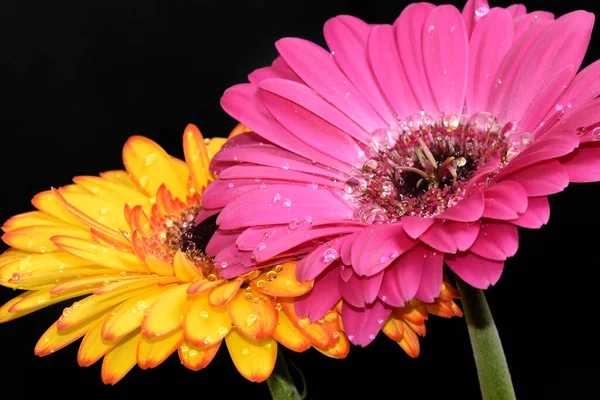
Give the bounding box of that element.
[445,252,504,289]
[220,84,350,171]
[205,229,240,257]
[560,146,600,183]
[508,196,550,229]
[436,191,484,222]
[504,159,569,196]
[491,11,594,125]
[236,226,274,251]
[194,208,220,225]
[342,300,392,347]
[422,5,469,115]
[513,12,554,41]
[560,98,600,144]
[216,184,354,230]
[254,224,360,263]
[469,221,519,261]
[378,246,427,307]
[415,248,444,303]
[218,165,345,189]
[546,60,600,123]
[275,38,386,132]
[338,270,384,308]
[295,266,341,322]
[324,16,397,126]
[259,87,363,166]
[296,236,347,282]
[248,65,302,85]
[350,224,417,277]
[467,8,513,114]
[199,179,257,209]
[368,24,420,118]
[482,180,528,220]
[520,65,576,133]
[212,143,347,180]
[394,2,438,114]
[505,4,526,18]
[420,220,480,253]
[339,264,353,282]
[340,232,357,265]
[259,78,370,144]
[462,0,490,37]
[401,216,435,239]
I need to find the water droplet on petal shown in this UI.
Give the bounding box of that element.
[281,163,290,170]
[475,5,490,17]
[281,198,292,207]
[241,348,250,356]
[377,318,385,325]
[288,218,300,230]
[258,242,267,251]
[247,313,259,326]
[592,127,600,140]
[427,24,435,34]
[227,182,235,188]
[323,248,338,263]
[200,310,209,319]
[368,333,376,340]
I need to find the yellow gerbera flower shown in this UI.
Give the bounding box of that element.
[0,124,349,384]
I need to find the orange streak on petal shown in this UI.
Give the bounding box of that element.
[89,227,133,253]
[251,262,313,297]
[73,175,151,211]
[101,285,173,341]
[13,267,115,290]
[141,283,191,338]
[178,340,221,371]
[35,317,101,356]
[396,302,428,325]
[381,316,404,342]
[57,188,129,232]
[183,293,231,347]
[272,308,311,353]
[50,273,132,294]
[2,224,91,253]
[0,252,94,286]
[93,276,176,295]
[173,250,202,282]
[128,206,152,237]
[225,328,277,383]
[7,285,96,315]
[279,299,341,351]
[31,190,85,228]
[2,211,63,232]
[101,330,139,385]
[208,278,243,306]
[315,331,350,359]
[398,321,420,358]
[187,277,223,295]
[78,318,115,367]
[137,329,184,369]
[227,287,278,340]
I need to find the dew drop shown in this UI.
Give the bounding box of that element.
[368,333,376,340]
[281,163,290,170]
[288,218,300,230]
[379,256,388,264]
[377,318,385,325]
[496,78,502,85]
[259,183,267,190]
[281,198,292,208]
[390,251,399,259]
[323,248,338,262]
[304,216,313,225]
[241,348,250,356]
[144,152,158,166]
[475,5,490,17]
[449,25,456,34]
[555,104,564,111]
[258,242,267,251]
[333,331,341,339]
[592,127,600,140]
[219,327,229,337]
[266,271,277,281]
[227,182,235,188]
[348,334,355,341]
[220,261,228,269]
[272,193,281,204]
[256,279,266,288]
[427,24,435,34]
[188,349,198,358]
[200,310,209,319]
[247,314,259,326]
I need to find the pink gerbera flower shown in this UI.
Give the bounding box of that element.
[201,0,600,346]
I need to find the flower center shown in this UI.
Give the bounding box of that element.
[141,198,219,277]
[346,112,534,224]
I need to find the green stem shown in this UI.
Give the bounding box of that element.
[267,347,304,400]
[456,278,516,400]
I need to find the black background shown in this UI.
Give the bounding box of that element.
[0,1,598,398]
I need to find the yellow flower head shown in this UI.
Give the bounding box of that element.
[0,124,348,384]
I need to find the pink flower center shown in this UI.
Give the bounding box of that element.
[347,111,534,223]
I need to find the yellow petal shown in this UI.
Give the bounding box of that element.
[101,330,139,385]
[100,170,138,189]
[183,293,232,347]
[49,273,130,294]
[58,189,129,232]
[251,262,313,297]
[141,283,191,338]
[178,340,220,371]
[228,123,251,138]
[183,124,210,191]
[78,318,115,367]
[101,285,171,341]
[73,176,151,211]
[35,317,99,356]
[0,291,45,323]
[0,252,95,286]
[206,137,228,159]
[173,250,202,282]
[10,267,113,290]
[2,224,91,253]
[208,277,243,306]
[0,249,28,264]
[2,211,63,232]
[272,307,311,352]
[398,321,420,358]
[225,329,277,383]
[31,190,85,228]
[227,287,278,340]
[280,300,341,351]
[92,276,177,295]
[57,285,159,330]
[144,253,175,276]
[52,235,149,273]
[122,135,188,200]
[315,331,350,359]
[169,156,191,188]
[5,285,96,319]
[187,277,223,295]
[137,329,184,369]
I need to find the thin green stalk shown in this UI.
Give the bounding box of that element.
[456,278,516,400]
[267,347,305,400]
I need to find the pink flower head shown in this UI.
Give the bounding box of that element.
[202,0,600,347]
